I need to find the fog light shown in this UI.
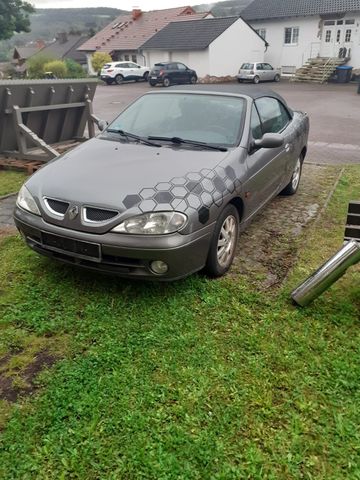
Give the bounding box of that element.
[150,260,168,275]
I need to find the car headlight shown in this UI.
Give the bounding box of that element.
[16,185,41,216]
[112,211,187,235]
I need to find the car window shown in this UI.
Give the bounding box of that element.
[169,63,178,70]
[250,105,263,140]
[106,93,246,147]
[256,64,263,70]
[255,97,291,134]
[263,63,273,70]
[128,62,138,68]
[241,63,254,70]
[177,63,187,71]
[103,64,112,69]
[116,63,129,68]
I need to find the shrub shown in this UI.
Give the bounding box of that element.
[91,52,112,74]
[27,54,55,78]
[65,58,86,78]
[43,60,68,79]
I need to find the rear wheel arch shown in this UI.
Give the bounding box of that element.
[301,146,307,160]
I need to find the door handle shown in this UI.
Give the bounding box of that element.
[285,143,292,152]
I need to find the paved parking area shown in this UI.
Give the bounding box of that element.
[93,80,360,165]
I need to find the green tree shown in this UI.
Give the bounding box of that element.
[43,60,68,78]
[91,51,112,74]
[0,0,35,40]
[65,58,86,78]
[27,54,55,78]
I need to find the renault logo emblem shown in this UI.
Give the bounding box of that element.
[68,205,79,220]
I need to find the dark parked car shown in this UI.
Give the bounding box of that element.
[14,85,309,281]
[149,62,197,87]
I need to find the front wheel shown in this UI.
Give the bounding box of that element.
[190,75,197,84]
[280,155,303,195]
[149,80,156,87]
[204,204,239,278]
[143,71,149,81]
[237,78,243,83]
[163,77,171,87]
[253,75,260,84]
[274,74,280,82]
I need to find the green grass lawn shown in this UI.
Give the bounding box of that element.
[0,171,27,197]
[0,167,359,479]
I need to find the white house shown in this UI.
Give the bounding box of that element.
[141,16,267,78]
[242,0,360,73]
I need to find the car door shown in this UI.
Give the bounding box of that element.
[116,63,130,79]
[263,63,274,81]
[177,63,189,83]
[168,63,180,83]
[255,63,266,81]
[128,62,142,79]
[243,98,291,218]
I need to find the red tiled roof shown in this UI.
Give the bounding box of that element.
[78,6,210,53]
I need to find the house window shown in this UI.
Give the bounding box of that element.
[345,29,352,42]
[325,30,332,42]
[255,28,266,40]
[345,19,355,25]
[124,54,130,61]
[324,20,335,26]
[131,55,137,63]
[336,29,341,42]
[284,27,299,44]
[336,20,343,25]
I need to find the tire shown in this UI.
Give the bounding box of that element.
[149,80,156,87]
[163,77,171,87]
[280,155,303,196]
[204,204,239,278]
[274,74,280,82]
[115,74,124,85]
[190,75,197,84]
[143,71,149,82]
[105,80,113,85]
[237,78,243,83]
[253,75,260,84]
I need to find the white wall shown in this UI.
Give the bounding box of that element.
[145,50,210,76]
[209,18,265,76]
[250,13,360,70]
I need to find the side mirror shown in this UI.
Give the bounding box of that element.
[98,119,108,132]
[254,133,284,149]
[137,65,141,68]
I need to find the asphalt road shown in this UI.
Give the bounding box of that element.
[93,79,360,165]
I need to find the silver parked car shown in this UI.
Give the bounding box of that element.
[14,85,309,281]
[237,62,281,84]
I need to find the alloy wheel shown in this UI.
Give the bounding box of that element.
[217,215,237,268]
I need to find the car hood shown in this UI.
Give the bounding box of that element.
[27,137,231,215]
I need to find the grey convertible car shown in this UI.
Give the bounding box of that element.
[14,85,309,280]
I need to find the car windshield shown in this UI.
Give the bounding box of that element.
[105,93,245,147]
[241,63,254,70]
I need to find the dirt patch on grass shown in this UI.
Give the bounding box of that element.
[231,164,342,289]
[0,350,57,402]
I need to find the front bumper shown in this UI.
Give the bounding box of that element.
[14,207,214,281]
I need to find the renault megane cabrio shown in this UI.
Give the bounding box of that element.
[14,85,309,281]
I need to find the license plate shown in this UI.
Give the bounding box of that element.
[42,232,101,260]
[151,76,157,79]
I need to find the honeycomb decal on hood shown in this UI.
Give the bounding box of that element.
[122,165,241,225]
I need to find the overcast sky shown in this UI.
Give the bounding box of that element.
[31,0,221,9]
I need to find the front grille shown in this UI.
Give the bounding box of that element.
[84,206,118,222]
[45,198,69,216]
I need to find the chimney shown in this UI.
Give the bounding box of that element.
[56,32,68,44]
[36,39,45,49]
[132,7,142,20]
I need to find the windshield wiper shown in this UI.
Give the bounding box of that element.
[106,129,161,147]
[148,136,228,152]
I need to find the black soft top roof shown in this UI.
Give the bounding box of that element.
[167,83,288,103]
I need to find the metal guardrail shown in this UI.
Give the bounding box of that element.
[0,79,98,162]
[292,201,360,306]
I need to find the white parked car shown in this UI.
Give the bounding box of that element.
[100,61,150,85]
[237,62,281,84]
